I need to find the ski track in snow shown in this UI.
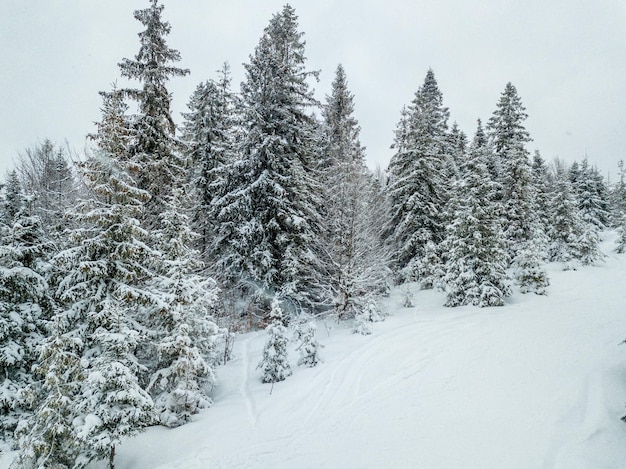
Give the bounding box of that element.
[239,336,258,426]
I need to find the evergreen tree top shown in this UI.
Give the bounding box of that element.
[92,84,131,162]
[243,4,318,109]
[472,119,487,148]
[487,82,531,155]
[410,69,449,135]
[118,0,189,137]
[2,170,21,224]
[119,0,189,86]
[322,64,364,166]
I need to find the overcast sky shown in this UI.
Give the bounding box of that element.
[1,0,625,180]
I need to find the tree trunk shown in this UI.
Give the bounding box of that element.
[109,444,116,469]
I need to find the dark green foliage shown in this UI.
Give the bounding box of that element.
[442,121,511,307]
[0,192,54,439]
[385,69,450,279]
[119,0,190,227]
[181,63,238,263]
[487,83,538,259]
[211,5,324,314]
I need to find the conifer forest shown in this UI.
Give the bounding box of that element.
[1,2,626,468]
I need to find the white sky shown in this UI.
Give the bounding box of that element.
[1,0,625,179]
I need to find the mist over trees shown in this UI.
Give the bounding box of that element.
[1,1,623,467]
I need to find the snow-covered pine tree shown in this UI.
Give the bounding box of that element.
[385,69,450,281]
[181,63,238,263]
[564,158,607,265]
[74,297,154,468]
[445,122,467,179]
[616,216,626,253]
[568,161,581,188]
[321,64,363,170]
[352,309,373,335]
[531,151,552,239]
[514,230,549,295]
[211,5,324,316]
[320,64,390,318]
[146,187,221,428]
[402,283,414,308]
[486,82,537,260]
[44,85,157,467]
[352,297,382,335]
[441,120,511,307]
[551,160,604,268]
[118,0,189,229]
[487,83,532,159]
[258,297,292,383]
[91,85,133,163]
[296,322,322,367]
[610,160,626,226]
[574,158,610,229]
[546,162,585,268]
[13,141,78,242]
[1,170,22,224]
[0,190,54,440]
[577,224,605,266]
[591,166,611,227]
[12,321,85,469]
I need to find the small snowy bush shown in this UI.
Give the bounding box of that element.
[296,322,322,367]
[258,298,292,383]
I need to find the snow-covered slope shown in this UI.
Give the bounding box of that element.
[4,233,626,469]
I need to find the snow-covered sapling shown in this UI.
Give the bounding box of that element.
[258,298,292,383]
[353,298,382,335]
[617,217,626,254]
[296,322,322,367]
[577,225,605,266]
[515,238,549,295]
[402,284,414,308]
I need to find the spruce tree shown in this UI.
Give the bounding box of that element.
[577,225,604,266]
[531,151,551,238]
[211,5,324,315]
[574,158,610,229]
[0,191,54,439]
[146,188,221,428]
[514,232,549,295]
[34,86,158,468]
[1,170,22,224]
[610,160,626,225]
[181,63,238,262]
[258,297,292,383]
[73,298,154,468]
[616,216,626,253]
[91,85,132,163]
[320,64,389,318]
[568,161,581,188]
[487,83,531,157]
[118,0,189,228]
[385,69,450,280]
[445,122,467,179]
[352,298,382,335]
[547,163,585,268]
[296,322,322,367]
[441,121,511,307]
[487,82,537,259]
[12,323,85,469]
[13,141,77,242]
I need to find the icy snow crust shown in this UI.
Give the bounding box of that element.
[4,233,626,468]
